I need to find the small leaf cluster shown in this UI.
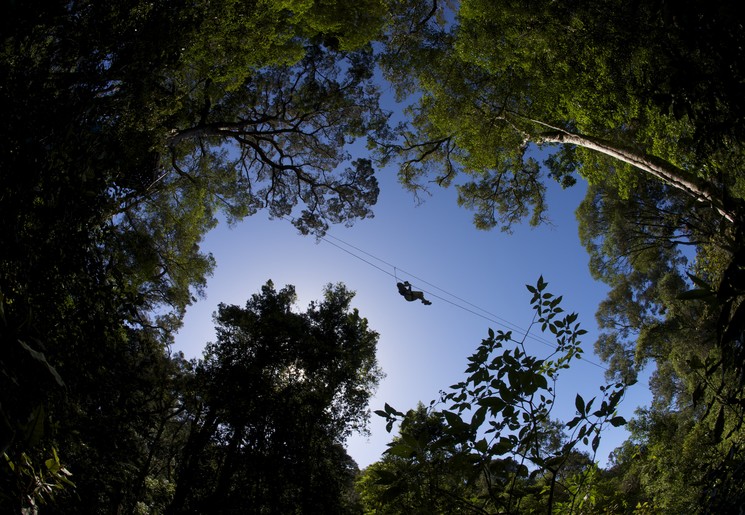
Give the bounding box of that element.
[1,447,75,510]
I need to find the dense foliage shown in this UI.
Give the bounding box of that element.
[169,281,382,513]
[364,0,745,512]
[1,0,386,511]
[1,279,381,512]
[3,0,745,512]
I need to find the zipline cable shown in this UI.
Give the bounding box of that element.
[319,237,397,279]
[327,232,549,339]
[285,218,609,371]
[321,230,609,371]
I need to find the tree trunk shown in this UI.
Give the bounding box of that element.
[166,407,218,514]
[536,130,735,223]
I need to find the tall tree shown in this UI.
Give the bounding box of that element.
[576,175,745,510]
[376,0,745,361]
[378,0,745,226]
[575,174,723,382]
[168,281,382,514]
[2,0,388,509]
[376,5,745,501]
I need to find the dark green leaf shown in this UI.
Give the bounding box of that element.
[713,406,725,442]
[386,443,414,459]
[677,288,715,301]
[686,272,713,291]
[479,397,506,413]
[575,394,585,415]
[474,438,488,453]
[380,484,404,502]
[18,339,64,387]
[692,384,705,406]
[471,406,487,429]
[609,416,626,427]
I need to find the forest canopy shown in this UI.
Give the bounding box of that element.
[2,0,745,512]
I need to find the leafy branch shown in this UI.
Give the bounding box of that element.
[375,277,628,513]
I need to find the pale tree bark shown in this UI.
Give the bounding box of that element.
[535,130,735,223]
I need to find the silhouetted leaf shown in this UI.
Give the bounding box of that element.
[610,416,626,427]
[575,394,585,415]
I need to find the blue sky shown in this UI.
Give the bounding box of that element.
[173,154,653,469]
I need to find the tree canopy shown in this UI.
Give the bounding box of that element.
[378,0,745,227]
[371,1,745,510]
[3,0,745,511]
[2,0,388,510]
[168,281,382,513]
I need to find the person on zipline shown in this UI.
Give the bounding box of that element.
[397,281,432,305]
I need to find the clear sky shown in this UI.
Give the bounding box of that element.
[173,151,653,469]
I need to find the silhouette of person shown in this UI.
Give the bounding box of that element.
[397,281,432,305]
